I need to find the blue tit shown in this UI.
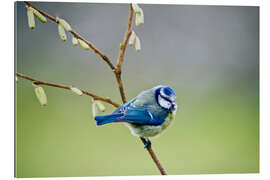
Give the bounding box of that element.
[94,85,178,148]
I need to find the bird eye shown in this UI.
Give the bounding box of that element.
[158,95,171,109]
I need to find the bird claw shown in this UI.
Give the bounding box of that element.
[144,139,152,149]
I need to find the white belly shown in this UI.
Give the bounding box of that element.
[125,123,162,137]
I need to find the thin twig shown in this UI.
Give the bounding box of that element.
[116,4,133,74]
[24,1,116,71]
[140,138,167,175]
[16,72,120,108]
[114,4,134,103]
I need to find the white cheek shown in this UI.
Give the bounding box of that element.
[158,95,171,109]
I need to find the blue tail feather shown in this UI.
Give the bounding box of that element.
[94,113,124,126]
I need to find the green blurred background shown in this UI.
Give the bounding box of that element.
[15,2,259,177]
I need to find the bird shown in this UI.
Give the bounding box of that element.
[94,85,178,148]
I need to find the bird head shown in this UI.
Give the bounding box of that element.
[154,86,177,111]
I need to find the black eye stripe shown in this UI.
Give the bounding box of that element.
[160,94,172,103]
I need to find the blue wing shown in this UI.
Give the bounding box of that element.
[120,108,164,125]
[95,100,164,126]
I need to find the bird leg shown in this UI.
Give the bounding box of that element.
[143,138,152,149]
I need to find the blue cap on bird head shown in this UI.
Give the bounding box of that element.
[154,86,177,111]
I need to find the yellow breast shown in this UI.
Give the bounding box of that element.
[161,110,176,130]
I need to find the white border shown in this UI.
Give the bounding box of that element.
[1,0,268,180]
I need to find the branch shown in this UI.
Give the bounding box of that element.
[16,72,120,108]
[140,138,167,175]
[24,1,116,71]
[116,4,133,74]
[114,4,134,104]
